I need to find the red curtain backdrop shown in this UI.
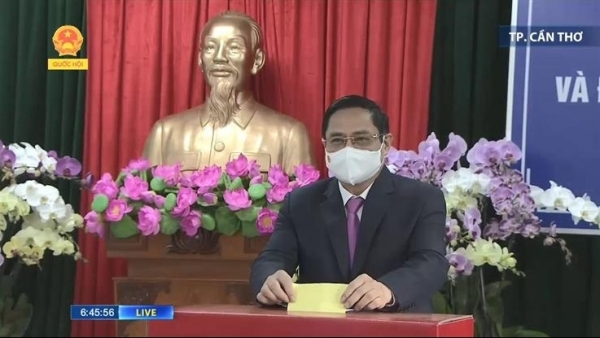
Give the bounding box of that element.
[73,0,437,336]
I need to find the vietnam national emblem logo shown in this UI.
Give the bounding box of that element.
[52,25,84,57]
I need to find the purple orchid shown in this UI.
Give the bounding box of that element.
[389,133,468,187]
[442,133,468,162]
[80,172,95,189]
[463,207,482,239]
[384,133,557,256]
[446,217,460,243]
[0,147,16,167]
[47,150,59,159]
[55,156,82,177]
[446,251,474,276]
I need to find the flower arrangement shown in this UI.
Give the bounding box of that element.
[0,141,89,337]
[84,154,320,240]
[386,133,598,337]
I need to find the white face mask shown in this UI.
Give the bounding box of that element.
[326,143,385,185]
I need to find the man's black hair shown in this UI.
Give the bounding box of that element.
[321,95,390,138]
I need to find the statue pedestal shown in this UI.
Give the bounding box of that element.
[107,230,268,337]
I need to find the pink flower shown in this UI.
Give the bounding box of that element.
[141,191,165,208]
[84,211,104,237]
[153,195,165,208]
[256,208,278,235]
[266,184,293,204]
[250,175,263,185]
[120,175,149,201]
[141,191,155,203]
[268,165,289,186]
[199,192,217,206]
[137,206,161,236]
[248,160,261,178]
[294,164,320,187]
[172,187,196,217]
[223,189,252,211]
[226,154,251,179]
[192,165,222,192]
[124,158,151,172]
[181,210,202,236]
[172,205,190,218]
[176,187,197,208]
[92,173,119,200]
[104,199,132,222]
[152,164,181,186]
[178,173,194,188]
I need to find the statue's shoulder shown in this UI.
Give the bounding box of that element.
[153,105,204,130]
[254,104,306,131]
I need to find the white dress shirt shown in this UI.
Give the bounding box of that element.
[338,181,374,219]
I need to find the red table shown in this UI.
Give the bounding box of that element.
[147,305,474,337]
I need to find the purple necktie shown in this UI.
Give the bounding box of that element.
[346,196,364,268]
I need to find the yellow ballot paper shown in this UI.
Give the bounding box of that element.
[287,283,348,314]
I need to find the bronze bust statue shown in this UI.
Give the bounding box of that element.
[142,11,315,173]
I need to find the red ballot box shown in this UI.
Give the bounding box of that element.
[147,305,474,337]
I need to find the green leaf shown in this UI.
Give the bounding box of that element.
[248,184,267,200]
[0,273,18,299]
[236,206,259,222]
[160,213,179,235]
[485,293,505,327]
[91,194,109,213]
[252,197,267,208]
[129,201,144,211]
[115,172,126,185]
[219,172,232,188]
[262,182,272,190]
[15,293,28,308]
[241,220,259,238]
[502,326,549,337]
[268,203,283,212]
[501,326,521,337]
[228,177,243,190]
[432,292,451,314]
[485,281,511,299]
[484,281,511,325]
[0,325,11,337]
[164,193,177,212]
[150,177,166,192]
[215,206,240,236]
[164,188,179,194]
[109,215,140,238]
[201,213,216,231]
[140,170,148,182]
[0,294,33,337]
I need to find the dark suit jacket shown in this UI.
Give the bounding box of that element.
[249,167,449,313]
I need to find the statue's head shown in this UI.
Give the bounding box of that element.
[198,11,266,126]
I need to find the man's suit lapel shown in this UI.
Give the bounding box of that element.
[320,179,350,280]
[351,168,396,278]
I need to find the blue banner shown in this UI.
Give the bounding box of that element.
[71,305,174,320]
[507,0,600,235]
[119,305,174,320]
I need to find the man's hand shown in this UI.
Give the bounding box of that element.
[256,270,296,305]
[341,274,393,311]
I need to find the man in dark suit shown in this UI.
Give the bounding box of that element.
[249,95,449,313]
